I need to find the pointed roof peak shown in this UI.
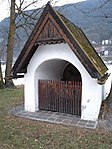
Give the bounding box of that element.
[45,1,52,9]
[12,2,108,79]
[42,1,54,13]
[47,1,51,5]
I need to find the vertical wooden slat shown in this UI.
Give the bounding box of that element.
[61,81,63,113]
[63,81,65,113]
[63,81,64,113]
[38,80,40,107]
[70,82,72,114]
[48,80,50,110]
[72,82,75,114]
[79,81,82,116]
[38,79,82,116]
[79,81,81,115]
[46,80,48,110]
[75,81,77,115]
[49,80,51,110]
[54,80,55,111]
[39,80,42,109]
[76,81,78,115]
[72,82,73,114]
[48,80,53,110]
[67,81,69,114]
[78,82,80,115]
[55,80,57,112]
[52,80,54,111]
[77,81,79,115]
[40,80,42,109]
[56,80,58,112]
[55,81,57,111]
[69,82,72,114]
[59,80,60,112]
[44,80,45,108]
[65,82,66,113]
[59,81,61,112]
[56,82,60,111]
[66,81,68,114]
[78,81,80,115]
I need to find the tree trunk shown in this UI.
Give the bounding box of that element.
[5,0,16,87]
[0,61,4,88]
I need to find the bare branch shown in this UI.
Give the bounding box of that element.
[21,0,38,11]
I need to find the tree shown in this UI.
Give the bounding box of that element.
[4,0,40,87]
[4,0,55,87]
[5,0,16,87]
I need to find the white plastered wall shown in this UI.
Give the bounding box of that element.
[24,43,103,121]
[103,63,112,100]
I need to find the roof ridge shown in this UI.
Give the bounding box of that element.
[12,3,108,79]
[56,11,108,76]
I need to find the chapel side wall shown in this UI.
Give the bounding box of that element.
[24,71,36,112]
[103,64,112,100]
[24,43,103,121]
[81,77,102,121]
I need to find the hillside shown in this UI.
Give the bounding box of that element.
[0,0,112,60]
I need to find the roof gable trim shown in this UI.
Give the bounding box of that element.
[12,2,108,79]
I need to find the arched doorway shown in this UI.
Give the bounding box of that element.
[63,63,82,82]
[37,59,82,116]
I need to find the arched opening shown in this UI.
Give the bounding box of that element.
[35,59,68,81]
[36,59,82,116]
[62,63,82,82]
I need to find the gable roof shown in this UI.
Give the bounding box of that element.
[12,2,108,79]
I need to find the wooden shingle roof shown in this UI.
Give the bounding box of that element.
[58,13,107,77]
[12,2,108,79]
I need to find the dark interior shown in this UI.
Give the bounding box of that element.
[62,63,81,82]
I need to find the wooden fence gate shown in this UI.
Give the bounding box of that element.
[38,80,82,116]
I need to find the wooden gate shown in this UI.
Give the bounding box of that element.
[38,80,82,116]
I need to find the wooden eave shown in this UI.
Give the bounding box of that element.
[12,3,108,78]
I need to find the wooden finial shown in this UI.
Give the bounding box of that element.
[47,1,51,4]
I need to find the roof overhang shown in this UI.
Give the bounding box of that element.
[12,2,108,81]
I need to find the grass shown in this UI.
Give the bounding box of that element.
[0,88,112,149]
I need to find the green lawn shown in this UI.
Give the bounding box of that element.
[0,88,112,149]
